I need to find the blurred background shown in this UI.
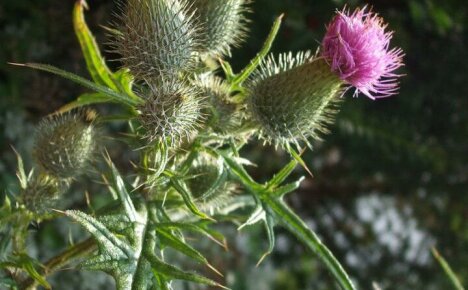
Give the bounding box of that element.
[0,0,467,289]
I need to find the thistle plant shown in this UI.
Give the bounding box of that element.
[2,2,407,290]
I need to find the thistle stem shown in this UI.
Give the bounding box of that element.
[261,195,356,290]
[20,238,96,290]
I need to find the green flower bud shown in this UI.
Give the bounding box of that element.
[114,0,199,80]
[138,80,203,145]
[33,110,97,179]
[248,52,344,147]
[186,152,227,202]
[195,75,245,134]
[190,0,251,57]
[22,174,69,215]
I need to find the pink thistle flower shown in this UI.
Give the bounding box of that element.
[321,6,404,99]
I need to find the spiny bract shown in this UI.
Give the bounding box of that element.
[33,109,97,179]
[190,0,251,57]
[138,80,203,145]
[21,174,69,215]
[113,0,200,81]
[248,52,344,148]
[195,74,245,134]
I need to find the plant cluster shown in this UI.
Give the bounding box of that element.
[1,1,408,289]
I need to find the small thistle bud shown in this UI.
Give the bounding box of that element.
[186,152,227,202]
[195,75,245,134]
[33,110,97,179]
[248,52,344,147]
[114,0,200,80]
[138,80,203,145]
[321,7,404,99]
[22,174,69,215]
[190,0,251,57]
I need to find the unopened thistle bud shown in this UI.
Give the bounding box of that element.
[138,80,203,145]
[190,0,251,57]
[195,75,244,134]
[186,152,227,202]
[33,110,97,179]
[22,174,69,215]
[248,51,344,147]
[114,0,200,80]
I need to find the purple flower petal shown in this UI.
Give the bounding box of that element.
[321,7,404,99]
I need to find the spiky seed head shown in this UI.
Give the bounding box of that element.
[195,74,245,134]
[138,80,203,145]
[186,152,227,202]
[248,52,344,148]
[321,6,404,99]
[22,174,69,215]
[113,0,200,80]
[33,110,97,179]
[190,0,251,57]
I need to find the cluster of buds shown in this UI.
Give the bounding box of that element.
[112,0,251,145]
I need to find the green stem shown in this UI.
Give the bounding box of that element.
[262,195,356,290]
[20,238,96,290]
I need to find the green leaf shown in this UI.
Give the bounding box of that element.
[231,14,284,88]
[12,147,27,189]
[73,1,139,101]
[73,0,117,90]
[217,151,261,190]
[432,248,465,290]
[146,253,225,289]
[58,93,112,113]
[266,158,298,189]
[270,177,304,198]
[157,229,208,266]
[169,177,214,221]
[1,254,51,290]
[156,222,226,248]
[104,156,139,223]
[11,63,142,107]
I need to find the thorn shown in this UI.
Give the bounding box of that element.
[278,13,285,21]
[51,209,67,215]
[206,263,223,277]
[7,62,26,67]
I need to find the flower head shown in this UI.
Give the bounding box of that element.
[321,7,404,99]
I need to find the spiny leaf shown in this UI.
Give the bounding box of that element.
[231,14,283,88]
[146,253,226,289]
[10,63,142,107]
[156,228,222,277]
[156,222,226,249]
[270,177,304,199]
[168,177,214,221]
[12,147,27,189]
[266,158,298,189]
[58,93,112,113]
[104,156,138,222]
[66,210,132,259]
[73,0,117,90]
